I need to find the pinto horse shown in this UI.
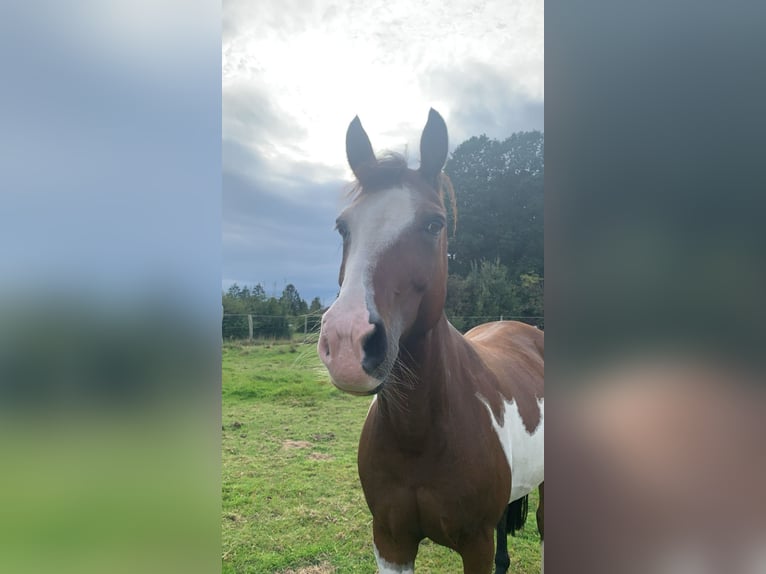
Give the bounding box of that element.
[318,109,544,574]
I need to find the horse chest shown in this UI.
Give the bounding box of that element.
[358,413,510,542]
[360,454,506,548]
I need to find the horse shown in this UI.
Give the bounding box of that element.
[317,109,544,574]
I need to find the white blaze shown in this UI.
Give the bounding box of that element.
[334,185,417,317]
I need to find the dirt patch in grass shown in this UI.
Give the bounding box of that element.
[282,439,313,449]
[311,432,335,441]
[308,452,334,461]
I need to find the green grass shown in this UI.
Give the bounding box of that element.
[222,340,542,573]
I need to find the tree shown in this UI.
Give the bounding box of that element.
[516,272,544,324]
[222,283,248,338]
[438,131,544,331]
[279,284,308,316]
[226,283,241,299]
[309,297,323,313]
[445,131,543,281]
[445,259,515,331]
[251,283,266,302]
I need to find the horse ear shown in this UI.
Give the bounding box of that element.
[419,108,448,183]
[346,116,376,183]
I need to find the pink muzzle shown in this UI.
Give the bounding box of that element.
[318,299,382,395]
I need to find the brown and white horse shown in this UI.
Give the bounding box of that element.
[318,109,544,574]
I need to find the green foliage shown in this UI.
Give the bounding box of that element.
[446,260,510,331]
[444,261,544,331]
[309,297,323,313]
[280,284,309,316]
[222,283,300,340]
[445,131,543,280]
[517,272,544,328]
[442,131,544,330]
[221,314,248,340]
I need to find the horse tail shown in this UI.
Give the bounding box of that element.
[506,494,529,536]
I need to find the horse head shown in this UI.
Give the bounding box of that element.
[318,109,451,395]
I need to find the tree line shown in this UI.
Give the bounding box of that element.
[222,130,543,339]
[222,283,322,339]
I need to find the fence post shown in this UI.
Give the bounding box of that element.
[304,315,308,336]
[248,314,253,341]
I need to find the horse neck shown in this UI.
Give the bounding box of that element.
[375,314,464,447]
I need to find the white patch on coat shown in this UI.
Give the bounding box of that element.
[334,186,417,318]
[477,395,544,501]
[374,543,414,574]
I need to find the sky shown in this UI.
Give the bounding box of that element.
[222,0,543,306]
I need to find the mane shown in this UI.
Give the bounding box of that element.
[438,172,458,236]
[348,152,458,235]
[347,153,409,197]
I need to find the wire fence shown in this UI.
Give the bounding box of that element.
[222,312,543,341]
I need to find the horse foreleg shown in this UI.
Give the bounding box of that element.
[459,529,495,574]
[494,504,511,574]
[372,523,418,574]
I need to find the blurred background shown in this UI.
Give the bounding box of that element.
[547,0,766,571]
[0,2,220,573]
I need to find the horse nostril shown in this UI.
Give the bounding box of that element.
[361,319,387,374]
[319,333,330,358]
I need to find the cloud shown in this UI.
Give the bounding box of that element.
[223,83,309,170]
[222,0,315,42]
[222,76,352,303]
[222,168,347,304]
[421,60,544,145]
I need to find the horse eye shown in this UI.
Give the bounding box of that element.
[425,220,444,236]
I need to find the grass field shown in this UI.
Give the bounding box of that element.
[222,338,541,573]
